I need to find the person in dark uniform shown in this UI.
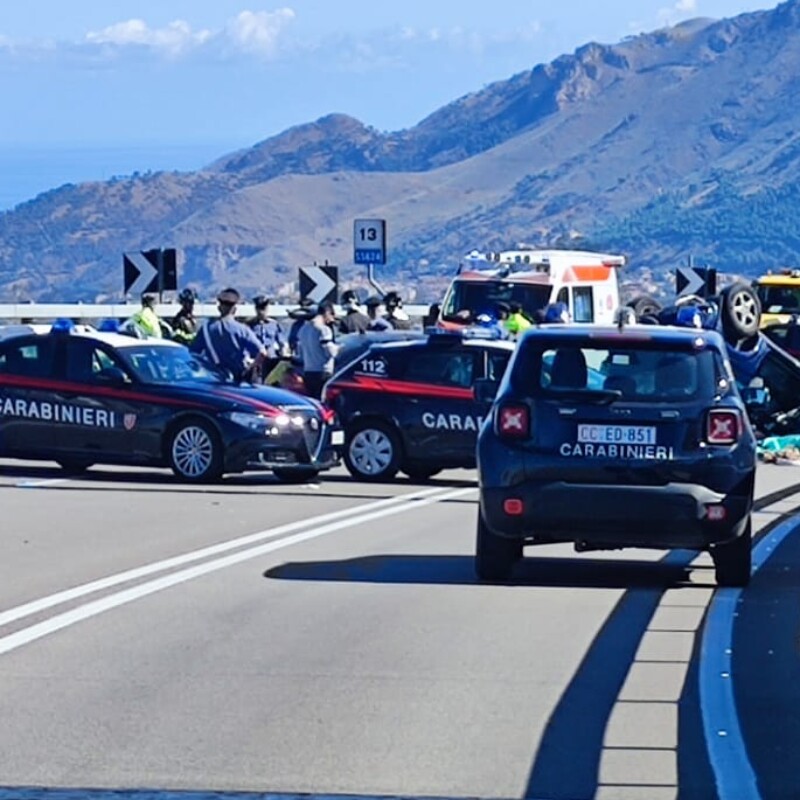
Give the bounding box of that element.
[338,289,370,334]
[190,288,266,382]
[365,296,392,331]
[247,295,288,380]
[384,291,413,330]
[171,288,199,345]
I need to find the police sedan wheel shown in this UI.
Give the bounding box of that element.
[345,422,401,481]
[169,420,223,483]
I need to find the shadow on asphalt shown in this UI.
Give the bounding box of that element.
[264,551,703,589]
[267,548,722,799]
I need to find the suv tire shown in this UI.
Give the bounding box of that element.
[475,513,521,582]
[712,517,752,587]
[344,420,402,481]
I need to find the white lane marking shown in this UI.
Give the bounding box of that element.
[0,487,474,655]
[0,486,450,629]
[16,478,70,488]
[700,515,800,800]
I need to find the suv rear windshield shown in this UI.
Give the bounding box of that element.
[510,340,724,402]
[441,281,551,323]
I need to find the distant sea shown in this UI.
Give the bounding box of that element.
[0,142,245,211]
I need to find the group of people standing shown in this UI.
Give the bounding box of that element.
[130,286,414,399]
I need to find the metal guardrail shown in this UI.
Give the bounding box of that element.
[0,303,433,322]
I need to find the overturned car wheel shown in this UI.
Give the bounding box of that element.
[720,283,761,343]
[628,294,662,320]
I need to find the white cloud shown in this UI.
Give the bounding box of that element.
[86,18,212,57]
[0,9,541,69]
[82,9,295,59]
[225,9,295,56]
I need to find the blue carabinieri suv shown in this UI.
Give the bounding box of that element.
[476,322,757,586]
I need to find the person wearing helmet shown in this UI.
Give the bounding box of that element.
[503,301,533,339]
[338,289,370,334]
[383,290,412,330]
[171,288,199,345]
[190,288,267,382]
[247,295,289,381]
[130,292,163,339]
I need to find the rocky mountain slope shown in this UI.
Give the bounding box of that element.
[3,1,800,301]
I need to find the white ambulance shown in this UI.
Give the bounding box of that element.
[437,248,625,329]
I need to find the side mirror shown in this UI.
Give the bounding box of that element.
[96,366,128,385]
[474,377,499,403]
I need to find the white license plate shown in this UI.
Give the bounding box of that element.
[331,430,345,446]
[577,424,656,445]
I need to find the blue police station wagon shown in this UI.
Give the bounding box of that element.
[476,321,757,586]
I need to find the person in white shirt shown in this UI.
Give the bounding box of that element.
[296,302,339,398]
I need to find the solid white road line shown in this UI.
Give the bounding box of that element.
[700,514,800,800]
[0,485,451,630]
[0,487,474,656]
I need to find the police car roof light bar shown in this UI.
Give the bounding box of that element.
[51,318,76,334]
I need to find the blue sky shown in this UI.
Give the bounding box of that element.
[0,0,781,206]
[0,1,780,145]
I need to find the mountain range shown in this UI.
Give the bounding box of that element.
[3,0,800,302]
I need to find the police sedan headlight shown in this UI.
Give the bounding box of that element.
[224,411,273,431]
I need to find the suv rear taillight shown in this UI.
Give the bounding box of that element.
[706,409,742,445]
[496,403,530,439]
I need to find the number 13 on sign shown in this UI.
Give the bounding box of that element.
[354,218,387,265]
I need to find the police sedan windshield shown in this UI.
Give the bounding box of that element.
[115,343,226,384]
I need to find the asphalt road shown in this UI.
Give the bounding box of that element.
[0,460,799,800]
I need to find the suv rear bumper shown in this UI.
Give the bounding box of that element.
[481,481,752,549]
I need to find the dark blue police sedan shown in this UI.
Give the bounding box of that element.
[476,322,757,586]
[0,322,342,482]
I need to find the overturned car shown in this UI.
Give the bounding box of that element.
[629,282,800,438]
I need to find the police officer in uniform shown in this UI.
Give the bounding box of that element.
[190,288,267,382]
[131,293,163,338]
[383,291,413,330]
[338,289,371,334]
[247,295,289,380]
[171,288,199,345]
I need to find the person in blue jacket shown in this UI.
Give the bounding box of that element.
[190,288,266,382]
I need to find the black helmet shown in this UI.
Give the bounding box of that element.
[384,290,402,308]
[178,288,196,304]
[252,294,271,308]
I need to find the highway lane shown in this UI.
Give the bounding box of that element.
[0,460,799,799]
